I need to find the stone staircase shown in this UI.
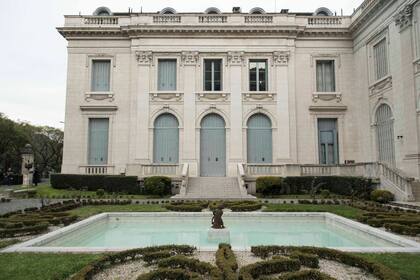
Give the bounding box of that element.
[173,177,255,200]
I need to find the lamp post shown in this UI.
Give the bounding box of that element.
[21,144,34,187]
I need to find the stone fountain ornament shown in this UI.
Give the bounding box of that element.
[21,144,34,187]
[208,205,230,243]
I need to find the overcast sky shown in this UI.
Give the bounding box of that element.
[0,0,363,129]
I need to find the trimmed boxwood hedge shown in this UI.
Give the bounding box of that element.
[256,176,374,198]
[216,244,238,280]
[250,246,400,280]
[278,270,336,280]
[371,189,394,203]
[50,174,139,194]
[239,256,301,280]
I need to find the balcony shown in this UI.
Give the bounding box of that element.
[79,165,115,175]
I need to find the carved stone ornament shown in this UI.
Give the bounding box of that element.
[196,92,229,102]
[415,59,420,74]
[135,51,153,65]
[227,51,244,66]
[273,51,290,66]
[312,92,342,103]
[150,92,183,102]
[243,92,276,102]
[181,51,199,66]
[394,4,413,32]
[369,76,393,95]
[85,93,115,102]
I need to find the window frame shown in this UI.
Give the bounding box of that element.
[367,29,391,86]
[315,59,336,92]
[203,59,223,91]
[249,59,268,92]
[157,58,178,91]
[87,55,115,94]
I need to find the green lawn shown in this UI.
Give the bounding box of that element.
[67,204,168,218]
[356,253,420,280]
[263,203,366,219]
[0,253,101,280]
[32,184,170,199]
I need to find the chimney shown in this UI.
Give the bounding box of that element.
[232,7,242,13]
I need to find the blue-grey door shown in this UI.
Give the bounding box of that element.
[318,119,339,165]
[154,113,179,163]
[200,114,226,176]
[247,114,272,163]
[88,118,109,165]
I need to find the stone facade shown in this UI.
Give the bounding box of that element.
[58,0,420,180]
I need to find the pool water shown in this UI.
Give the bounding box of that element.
[38,213,400,250]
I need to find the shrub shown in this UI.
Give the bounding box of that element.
[288,251,319,268]
[137,268,199,280]
[256,177,283,195]
[165,202,208,212]
[216,244,238,280]
[371,190,394,203]
[96,189,105,197]
[157,256,222,278]
[0,223,49,238]
[320,189,330,198]
[144,176,172,196]
[50,174,106,191]
[104,176,139,194]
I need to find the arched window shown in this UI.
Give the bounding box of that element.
[247,114,272,163]
[375,104,395,166]
[153,114,179,163]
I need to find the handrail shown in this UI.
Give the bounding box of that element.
[179,163,189,196]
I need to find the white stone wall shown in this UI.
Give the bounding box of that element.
[60,0,420,179]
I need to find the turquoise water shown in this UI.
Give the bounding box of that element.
[39,215,400,249]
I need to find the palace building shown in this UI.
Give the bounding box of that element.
[58,0,420,201]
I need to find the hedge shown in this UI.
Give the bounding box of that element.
[279,270,336,280]
[144,176,172,196]
[1,174,23,185]
[251,246,400,280]
[239,256,300,280]
[288,251,319,268]
[71,245,196,280]
[137,268,200,280]
[165,202,208,212]
[0,223,49,238]
[216,244,238,280]
[157,255,222,279]
[209,201,262,212]
[256,176,374,198]
[50,174,139,194]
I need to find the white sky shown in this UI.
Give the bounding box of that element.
[0,0,363,129]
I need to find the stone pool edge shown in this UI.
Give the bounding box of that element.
[2,212,420,253]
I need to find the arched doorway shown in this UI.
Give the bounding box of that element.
[247,114,272,163]
[200,114,226,176]
[153,113,179,163]
[376,104,395,166]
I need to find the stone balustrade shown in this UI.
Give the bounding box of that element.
[83,16,119,25]
[79,165,115,175]
[140,164,181,176]
[307,17,343,26]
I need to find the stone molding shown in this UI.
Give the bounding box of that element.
[414,58,420,74]
[272,51,290,66]
[196,92,230,102]
[395,4,414,32]
[84,92,115,102]
[369,76,393,95]
[227,51,245,66]
[150,91,183,102]
[312,92,342,103]
[242,92,276,102]
[181,51,199,66]
[135,51,153,65]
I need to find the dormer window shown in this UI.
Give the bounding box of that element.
[314,7,333,16]
[160,7,177,15]
[249,7,266,14]
[205,7,221,14]
[93,7,112,16]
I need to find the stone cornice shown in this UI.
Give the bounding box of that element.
[350,0,395,35]
[57,25,351,40]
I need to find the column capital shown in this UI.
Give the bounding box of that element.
[227,51,245,66]
[181,51,199,66]
[273,51,290,66]
[394,4,413,32]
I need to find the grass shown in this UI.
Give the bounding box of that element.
[67,204,168,218]
[355,253,420,280]
[263,203,366,219]
[0,253,101,280]
[0,239,20,249]
[32,184,170,199]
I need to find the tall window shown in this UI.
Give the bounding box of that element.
[249,60,268,91]
[316,60,336,92]
[373,39,388,80]
[318,119,338,165]
[204,59,222,91]
[91,60,111,92]
[88,118,109,165]
[158,59,177,91]
[153,114,179,163]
